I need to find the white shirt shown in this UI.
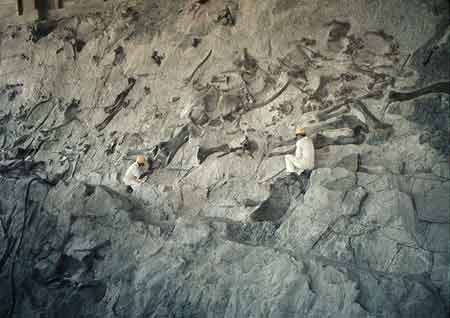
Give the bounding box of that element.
[123,162,148,186]
[295,137,315,169]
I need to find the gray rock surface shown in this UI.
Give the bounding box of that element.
[0,0,448,317]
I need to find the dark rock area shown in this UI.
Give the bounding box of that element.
[0,0,448,317]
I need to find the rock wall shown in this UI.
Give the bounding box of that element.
[0,0,19,17]
[0,0,449,317]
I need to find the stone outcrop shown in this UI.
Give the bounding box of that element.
[0,0,448,317]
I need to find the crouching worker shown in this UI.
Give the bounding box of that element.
[285,127,315,177]
[123,155,152,193]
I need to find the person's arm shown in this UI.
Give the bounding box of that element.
[126,176,142,185]
[130,165,146,183]
[136,176,146,182]
[295,140,303,158]
[140,169,153,178]
[139,160,153,178]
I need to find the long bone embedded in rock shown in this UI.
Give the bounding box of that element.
[245,74,290,110]
[316,105,350,121]
[211,71,290,119]
[150,124,190,168]
[124,125,190,169]
[183,49,213,85]
[267,132,365,158]
[312,131,366,149]
[388,81,449,102]
[41,99,82,135]
[197,144,230,164]
[95,78,136,131]
[204,72,290,132]
[352,100,392,130]
[197,140,255,164]
[25,95,52,121]
[303,114,368,135]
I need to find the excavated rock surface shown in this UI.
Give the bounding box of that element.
[0,0,449,317]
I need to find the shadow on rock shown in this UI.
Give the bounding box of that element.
[249,172,310,223]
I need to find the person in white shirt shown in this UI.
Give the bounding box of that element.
[285,127,315,176]
[123,155,150,191]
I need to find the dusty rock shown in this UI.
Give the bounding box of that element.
[0,0,448,317]
[411,176,449,223]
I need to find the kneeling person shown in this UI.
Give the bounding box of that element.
[123,155,151,192]
[285,127,315,176]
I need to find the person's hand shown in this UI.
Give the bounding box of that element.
[139,176,148,183]
[135,177,144,184]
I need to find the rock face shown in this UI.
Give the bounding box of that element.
[0,0,449,317]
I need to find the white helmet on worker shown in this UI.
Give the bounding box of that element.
[295,127,306,136]
[136,155,145,164]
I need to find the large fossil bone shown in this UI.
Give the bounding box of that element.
[150,124,190,168]
[388,81,449,102]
